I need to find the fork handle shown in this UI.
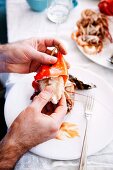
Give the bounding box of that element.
[78,120,88,170]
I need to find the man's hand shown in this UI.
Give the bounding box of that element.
[0,87,67,169]
[9,86,67,149]
[0,38,67,73]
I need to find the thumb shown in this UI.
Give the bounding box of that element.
[31,49,57,65]
[31,86,53,111]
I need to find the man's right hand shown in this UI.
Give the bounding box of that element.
[0,86,67,169]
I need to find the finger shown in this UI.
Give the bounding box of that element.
[44,39,67,55]
[29,54,70,73]
[31,86,53,111]
[50,94,67,125]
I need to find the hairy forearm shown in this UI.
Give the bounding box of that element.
[0,45,7,73]
[0,131,26,170]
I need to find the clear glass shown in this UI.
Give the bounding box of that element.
[47,0,72,24]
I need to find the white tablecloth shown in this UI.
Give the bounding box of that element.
[5,0,113,169]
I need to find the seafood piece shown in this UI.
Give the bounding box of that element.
[86,24,101,35]
[109,55,113,64]
[32,52,68,104]
[69,75,96,90]
[72,9,112,55]
[31,51,96,112]
[31,51,75,112]
[65,80,75,112]
[77,35,101,46]
[34,52,68,83]
[56,122,79,140]
[81,9,97,20]
[83,44,103,54]
[38,76,64,104]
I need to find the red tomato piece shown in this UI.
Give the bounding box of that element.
[99,0,113,15]
[108,1,113,14]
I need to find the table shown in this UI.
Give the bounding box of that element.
[6,0,113,85]
[6,0,113,169]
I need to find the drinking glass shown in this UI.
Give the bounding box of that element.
[47,0,73,24]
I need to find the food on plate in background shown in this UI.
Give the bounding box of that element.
[72,9,112,55]
[56,122,79,140]
[109,55,113,64]
[69,75,96,90]
[98,0,113,16]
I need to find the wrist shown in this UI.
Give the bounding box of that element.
[0,131,27,169]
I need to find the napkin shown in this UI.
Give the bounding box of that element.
[14,140,113,170]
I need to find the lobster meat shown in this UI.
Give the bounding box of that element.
[31,51,75,112]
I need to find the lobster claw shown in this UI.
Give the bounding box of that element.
[34,52,68,85]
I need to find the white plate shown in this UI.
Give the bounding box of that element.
[4,68,113,160]
[73,10,113,69]
[76,40,113,70]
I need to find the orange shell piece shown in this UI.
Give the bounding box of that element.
[34,52,68,84]
[56,122,79,140]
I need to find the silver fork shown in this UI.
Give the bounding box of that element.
[78,95,94,170]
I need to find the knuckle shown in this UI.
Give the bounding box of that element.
[49,121,59,134]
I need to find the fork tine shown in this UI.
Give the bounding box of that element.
[85,95,94,113]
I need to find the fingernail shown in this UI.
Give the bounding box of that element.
[50,56,57,63]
